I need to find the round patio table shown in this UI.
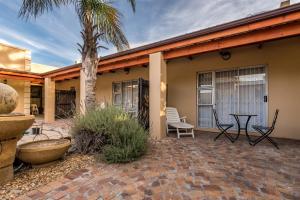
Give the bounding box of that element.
[229,114,257,144]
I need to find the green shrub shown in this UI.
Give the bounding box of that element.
[71,106,148,163]
[103,118,148,163]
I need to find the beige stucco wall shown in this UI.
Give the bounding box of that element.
[0,43,32,114]
[0,43,30,71]
[95,67,149,106]
[167,36,300,140]
[56,67,149,114]
[56,37,300,140]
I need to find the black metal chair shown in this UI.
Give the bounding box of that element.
[213,109,235,142]
[251,109,279,149]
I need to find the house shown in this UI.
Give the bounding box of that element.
[0,42,57,115]
[1,3,300,140]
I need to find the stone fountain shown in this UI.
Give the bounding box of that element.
[0,83,34,185]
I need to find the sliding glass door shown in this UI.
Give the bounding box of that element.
[197,65,267,129]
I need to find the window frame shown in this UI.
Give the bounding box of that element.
[112,79,139,112]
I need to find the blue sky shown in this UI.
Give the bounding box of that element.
[0,0,299,67]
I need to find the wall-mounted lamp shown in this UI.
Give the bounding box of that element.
[219,51,231,61]
[3,79,7,84]
[124,68,130,74]
[188,56,194,61]
[257,44,263,49]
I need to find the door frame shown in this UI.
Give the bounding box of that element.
[196,64,269,130]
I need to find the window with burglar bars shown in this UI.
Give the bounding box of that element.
[112,80,139,116]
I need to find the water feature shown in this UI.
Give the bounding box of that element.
[0,83,34,185]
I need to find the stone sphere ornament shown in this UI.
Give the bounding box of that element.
[0,83,19,114]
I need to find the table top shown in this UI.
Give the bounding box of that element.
[230,113,257,117]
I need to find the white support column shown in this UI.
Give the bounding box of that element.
[80,68,86,114]
[149,52,167,139]
[23,81,31,115]
[44,78,55,123]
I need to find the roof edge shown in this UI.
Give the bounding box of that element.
[44,2,300,76]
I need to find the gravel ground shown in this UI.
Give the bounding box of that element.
[0,154,94,200]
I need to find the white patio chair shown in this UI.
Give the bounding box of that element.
[166,107,194,139]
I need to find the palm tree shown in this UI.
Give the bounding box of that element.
[19,0,136,112]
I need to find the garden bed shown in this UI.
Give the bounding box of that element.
[0,154,94,200]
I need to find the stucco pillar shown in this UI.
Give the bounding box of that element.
[23,81,31,115]
[149,52,167,139]
[24,50,31,72]
[44,78,55,123]
[80,68,86,114]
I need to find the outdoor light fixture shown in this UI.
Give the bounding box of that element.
[124,68,130,74]
[3,79,7,84]
[219,51,231,61]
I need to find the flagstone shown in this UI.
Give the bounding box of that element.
[15,132,300,200]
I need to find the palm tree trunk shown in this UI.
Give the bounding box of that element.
[81,17,98,112]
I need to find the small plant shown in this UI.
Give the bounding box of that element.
[102,117,148,163]
[71,106,148,163]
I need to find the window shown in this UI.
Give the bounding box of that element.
[113,83,122,106]
[197,65,267,129]
[112,80,139,115]
[197,72,214,128]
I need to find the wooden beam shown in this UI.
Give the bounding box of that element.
[53,72,80,81]
[98,56,149,72]
[50,19,300,81]
[98,12,300,66]
[164,22,300,59]
[45,67,80,78]
[0,74,43,83]
[0,70,42,79]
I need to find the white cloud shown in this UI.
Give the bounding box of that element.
[0,26,77,61]
[0,0,81,65]
[1,0,300,65]
[138,0,300,44]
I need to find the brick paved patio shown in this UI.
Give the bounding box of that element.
[18,132,300,200]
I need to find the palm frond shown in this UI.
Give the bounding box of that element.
[76,0,133,51]
[19,0,71,19]
[127,0,136,12]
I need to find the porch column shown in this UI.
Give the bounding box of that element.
[149,52,167,139]
[23,81,31,115]
[44,77,55,123]
[80,68,86,114]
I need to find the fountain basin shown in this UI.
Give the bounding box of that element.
[0,115,35,140]
[17,139,71,165]
[0,115,34,185]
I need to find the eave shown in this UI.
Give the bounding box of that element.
[46,3,300,81]
[0,68,44,84]
[2,3,300,82]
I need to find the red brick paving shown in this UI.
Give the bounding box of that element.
[17,132,300,200]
